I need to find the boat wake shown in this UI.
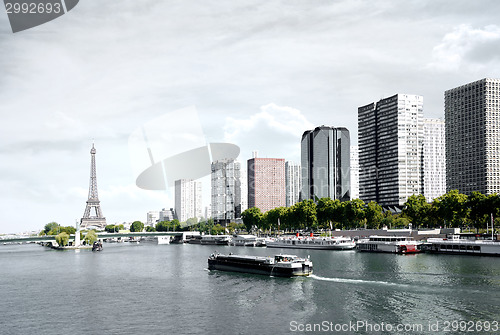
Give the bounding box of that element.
[310,274,409,288]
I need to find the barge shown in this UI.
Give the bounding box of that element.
[208,253,313,277]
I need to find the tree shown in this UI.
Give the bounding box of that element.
[43,222,59,235]
[433,190,469,227]
[59,226,76,235]
[130,221,144,232]
[403,194,431,228]
[365,201,383,229]
[316,198,341,229]
[145,226,156,232]
[342,199,365,228]
[292,200,317,231]
[104,224,116,233]
[185,217,198,227]
[55,232,69,247]
[241,207,263,232]
[264,207,286,232]
[84,230,97,245]
[156,221,169,232]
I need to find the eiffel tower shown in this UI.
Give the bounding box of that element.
[80,142,106,229]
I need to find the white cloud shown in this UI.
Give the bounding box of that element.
[428,24,500,72]
[224,103,314,162]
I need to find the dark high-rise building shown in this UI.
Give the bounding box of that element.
[300,126,350,201]
[358,94,424,206]
[445,78,500,195]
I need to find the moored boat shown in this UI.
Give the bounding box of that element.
[208,253,313,277]
[356,235,422,254]
[230,235,263,246]
[424,234,500,256]
[200,235,231,245]
[266,235,356,250]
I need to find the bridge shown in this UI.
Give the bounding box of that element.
[1,231,184,245]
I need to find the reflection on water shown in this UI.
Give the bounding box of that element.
[1,243,499,335]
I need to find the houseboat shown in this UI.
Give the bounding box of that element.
[266,235,356,250]
[208,253,313,277]
[356,235,422,254]
[200,235,232,245]
[424,234,500,256]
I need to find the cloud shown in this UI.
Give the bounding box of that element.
[428,24,500,72]
[224,103,314,162]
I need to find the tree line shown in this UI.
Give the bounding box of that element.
[240,190,500,232]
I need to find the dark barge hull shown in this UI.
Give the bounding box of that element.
[208,257,312,277]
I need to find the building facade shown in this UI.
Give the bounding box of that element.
[146,211,159,227]
[358,94,424,206]
[445,78,500,195]
[350,145,360,200]
[247,157,286,212]
[211,159,242,225]
[300,126,350,201]
[423,118,446,201]
[174,179,202,222]
[285,161,301,207]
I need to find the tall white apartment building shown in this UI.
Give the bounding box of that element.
[358,94,424,207]
[175,179,202,222]
[445,78,500,195]
[146,211,159,227]
[423,118,446,201]
[285,161,301,207]
[211,160,242,224]
[350,146,360,200]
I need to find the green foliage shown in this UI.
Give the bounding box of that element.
[342,199,365,228]
[130,221,145,232]
[185,217,198,227]
[241,207,263,232]
[84,230,97,245]
[211,224,226,235]
[291,200,318,230]
[155,220,180,232]
[403,194,431,228]
[43,222,59,235]
[365,201,383,229]
[145,226,156,232]
[59,226,76,235]
[433,190,469,227]
[264,207,286,232]
[55,232,69,247]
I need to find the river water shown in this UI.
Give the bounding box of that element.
[1,242,499,335]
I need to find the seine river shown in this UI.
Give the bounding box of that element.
[1,242,499,335]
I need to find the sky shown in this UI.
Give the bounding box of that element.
[1,0,500,234]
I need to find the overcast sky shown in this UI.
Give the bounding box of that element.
[1,0,500,233]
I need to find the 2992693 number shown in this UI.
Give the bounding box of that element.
[5,2,62,14]
[443,320,499,332]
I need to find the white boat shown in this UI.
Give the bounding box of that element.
[424,234,500,256]
[200,235,231,245]
[231,235,260,246]
[356,235,422,254]
[266,235,356,250]
[157,236,171,245]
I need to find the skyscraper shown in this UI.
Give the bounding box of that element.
[350,145,360,200]
[358,94,424,207]
[175,179,202,222]
[247,156,285,212]
[285,161,301,207]
[211,159,242,225]
[300,126,350,201]
[445,78,500,195]
[423,118,446,201]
